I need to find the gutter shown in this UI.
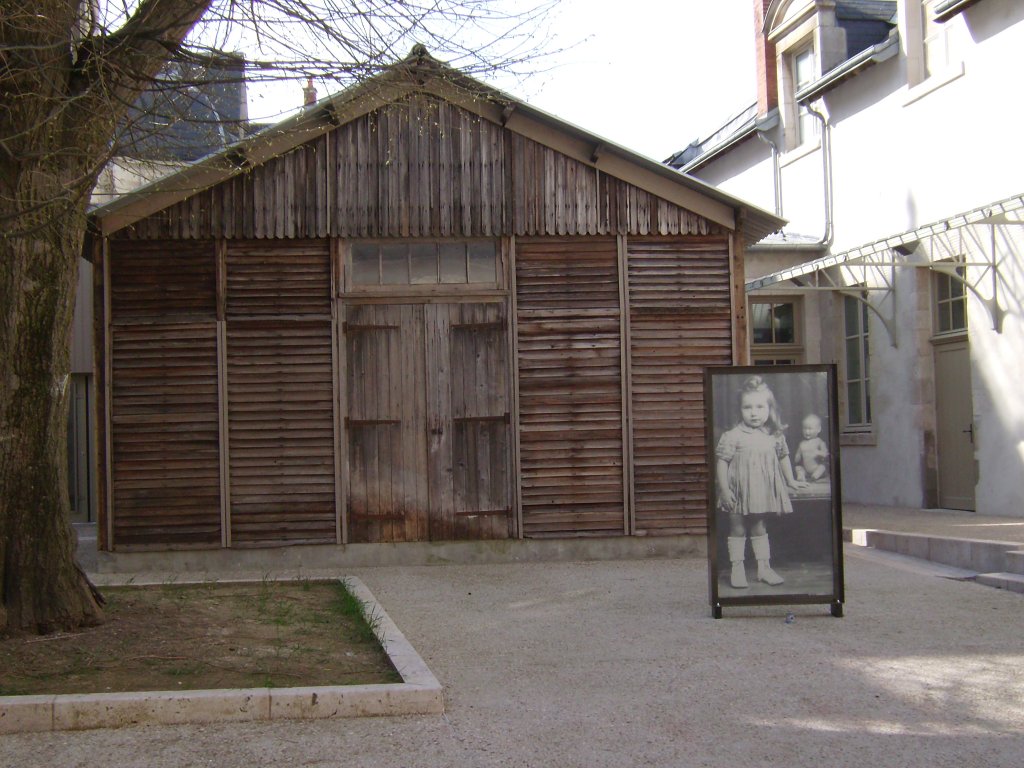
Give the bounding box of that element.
[796,35,899,103]
[680,120,757,175]
[934,0,982,22]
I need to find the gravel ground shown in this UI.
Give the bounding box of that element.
[4,545,1023,768]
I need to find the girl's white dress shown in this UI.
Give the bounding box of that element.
[716,424,793,516]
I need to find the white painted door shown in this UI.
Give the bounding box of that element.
[933,339,976,510]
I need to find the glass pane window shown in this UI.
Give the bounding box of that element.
[410,243,437,284]
[380,244,408,284]
[750,299,802,365]
[352,243,379,285]
[843,293,871,427]
[934,264,967,334]
[440,243,467,283]
[773,303,795,343]
[468,242,497,283]
[751,301,798,345]
[350,241,498,288]
[793,46,819,145]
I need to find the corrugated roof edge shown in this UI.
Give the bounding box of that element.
[88,47,784,247]
[746,192,1024,291]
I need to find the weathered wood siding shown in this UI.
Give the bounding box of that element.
[441,302,512,539]
[345,303,427,543]
[515,237,626,536]
[224,240,337,545]
[344,301,512,543]
[120,95,721,241]
[100,92,741,550]
[108,240,221,546]
[627,237,733,535]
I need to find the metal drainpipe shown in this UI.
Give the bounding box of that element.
[755,130,783,218]
[805,103,834,248]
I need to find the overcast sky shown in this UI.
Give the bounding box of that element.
[243,1,757,164]
[495,0,757,162]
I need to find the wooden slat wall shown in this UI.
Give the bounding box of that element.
[515,237,625,537]
[125,135,332,241]
[225,240,336,545]
[444,303,512,540]
[119,95,722,242]
[109,241,221,546]
[345,304,429,543]
[333,96,508,237]
[627,237,733,535]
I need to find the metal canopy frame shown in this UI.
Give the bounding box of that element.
[746,193,1024,346]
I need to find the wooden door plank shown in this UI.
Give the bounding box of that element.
[425,303,455,540]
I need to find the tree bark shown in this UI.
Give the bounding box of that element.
[0,190,104,635]
[1,0,214,635]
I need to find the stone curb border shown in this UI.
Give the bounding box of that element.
[845,527,1023,574]
[0,577,443,734]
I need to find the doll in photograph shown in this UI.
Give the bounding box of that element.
[793,413,830,482]
[715,375,807,588]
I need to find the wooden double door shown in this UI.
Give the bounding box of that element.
[344,301,513,542]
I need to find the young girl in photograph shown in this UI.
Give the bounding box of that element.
[715,375,807,588]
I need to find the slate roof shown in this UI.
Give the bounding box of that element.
[117,55,249,162]
[837,1,898,59]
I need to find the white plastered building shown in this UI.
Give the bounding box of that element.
[669,0,1024,516]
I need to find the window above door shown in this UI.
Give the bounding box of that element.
[345,239,501,295]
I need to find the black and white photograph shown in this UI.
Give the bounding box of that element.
[705,365,844,615]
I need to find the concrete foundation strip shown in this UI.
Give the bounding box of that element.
[0,577,443,734]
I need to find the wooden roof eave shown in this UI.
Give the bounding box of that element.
[414,70,784,242]
[90,50,784,243]
[90,68,425,238]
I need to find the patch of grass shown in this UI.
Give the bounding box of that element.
[0,580,401,696]
[332,581,387,647]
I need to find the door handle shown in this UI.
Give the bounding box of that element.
[963,423,974,444]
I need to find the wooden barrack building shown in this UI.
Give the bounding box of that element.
[87,50,783,553]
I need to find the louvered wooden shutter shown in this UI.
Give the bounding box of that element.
[109,240,221,546]
[627,237,733,535]
[224,240,337,545]
[515,237,626,536]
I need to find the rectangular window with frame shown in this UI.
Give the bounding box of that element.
[843,292,871,428]
[350,240,498,289]
[793,46,818,146]
[933,263,967,335]
[922,0,952,78]
[750,299,803,365]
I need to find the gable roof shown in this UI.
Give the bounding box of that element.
[90,47,784,244]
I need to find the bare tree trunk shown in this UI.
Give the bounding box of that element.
[0,182,104,635]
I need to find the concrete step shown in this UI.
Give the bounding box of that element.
[1004,550,1024,576]
[845,528,1020,574]
[976,572,1024,594]
[844,543,977,580]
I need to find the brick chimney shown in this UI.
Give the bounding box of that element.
[754,0,778,116]
[302,77,317,107]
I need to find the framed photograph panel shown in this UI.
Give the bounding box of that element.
[704,365,844,618]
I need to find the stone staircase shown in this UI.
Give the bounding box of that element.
[846,527,1024,593]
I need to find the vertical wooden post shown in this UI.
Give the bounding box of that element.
[102,239,115,551]
[617,234,636,535]
[92,238,112,552]
[216,239,231,548]
[331,237,348,544]
[730,230,750,365]
[507,235,524,539]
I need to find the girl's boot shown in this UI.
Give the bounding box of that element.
[727,536,748,588]
[751,534,784,585]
